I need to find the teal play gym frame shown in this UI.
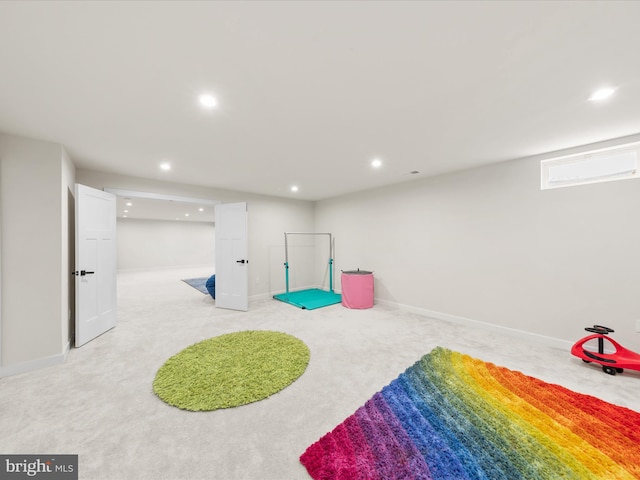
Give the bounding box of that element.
[273,232,342,310]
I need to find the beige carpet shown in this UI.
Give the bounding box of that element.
[1,266,639,480]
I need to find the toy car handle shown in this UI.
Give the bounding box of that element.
[585,325,614,334]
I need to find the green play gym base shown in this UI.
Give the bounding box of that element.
[273,288,342,310]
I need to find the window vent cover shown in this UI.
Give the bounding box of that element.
[541,143,639,190]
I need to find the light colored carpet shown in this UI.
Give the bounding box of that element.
[1,266,639,480]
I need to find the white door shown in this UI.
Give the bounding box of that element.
[215,202,248,311]
[75,184,117,347]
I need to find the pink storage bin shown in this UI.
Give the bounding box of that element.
[341,269,374,309]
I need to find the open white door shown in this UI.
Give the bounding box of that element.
[75,184,117,347]
[215,202,248,311]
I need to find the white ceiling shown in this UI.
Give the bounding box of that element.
[1,1,640,202]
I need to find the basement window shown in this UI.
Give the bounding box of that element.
[541,142,639,190]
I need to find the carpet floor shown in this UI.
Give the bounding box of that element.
[1,267,639,480]
[301,347,640,479]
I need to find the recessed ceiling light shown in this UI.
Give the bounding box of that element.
[291,185,299,192]
[199,93,218,109]
[160,162,171,171]
[185,213,190,217]
[126,202,132,207]
[371,158,383,168]
[198,208,204,212]
[124,210,129,213]
[589,87,615,102]
[123,215,127,218]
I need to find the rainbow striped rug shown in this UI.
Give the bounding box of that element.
[300,347,640,479]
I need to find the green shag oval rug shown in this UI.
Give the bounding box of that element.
[153,330,310,411]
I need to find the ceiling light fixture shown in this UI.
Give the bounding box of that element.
[371,158,383,168]
[198,208,204,212]
[589,87,615,102]
[290,185,299,192]
[160,162,171,171]
[199,93,218,109]
[126,202,132,207]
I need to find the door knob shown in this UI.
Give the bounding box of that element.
[72,270,95,276]
[236,259,248,264]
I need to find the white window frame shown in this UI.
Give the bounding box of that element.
[541,141,640,190]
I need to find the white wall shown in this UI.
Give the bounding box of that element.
[244,198,318,295]
[117,218,214,271]
[316,140,640,349]
[3,129,638,374]
[61,148,75,353]
[0,132,74,373]
[76,170,316,297]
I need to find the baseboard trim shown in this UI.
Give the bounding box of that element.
[375,299,572,351]
[0,341,70,378]
[250,292,277,302]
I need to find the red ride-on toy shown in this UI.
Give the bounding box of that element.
[571,325,640,375]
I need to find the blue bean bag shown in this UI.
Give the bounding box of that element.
[205,275,216,299]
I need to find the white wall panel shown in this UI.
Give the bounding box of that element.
[117,218,214,271]
[316,152,640,349]
[0,132,73,371]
